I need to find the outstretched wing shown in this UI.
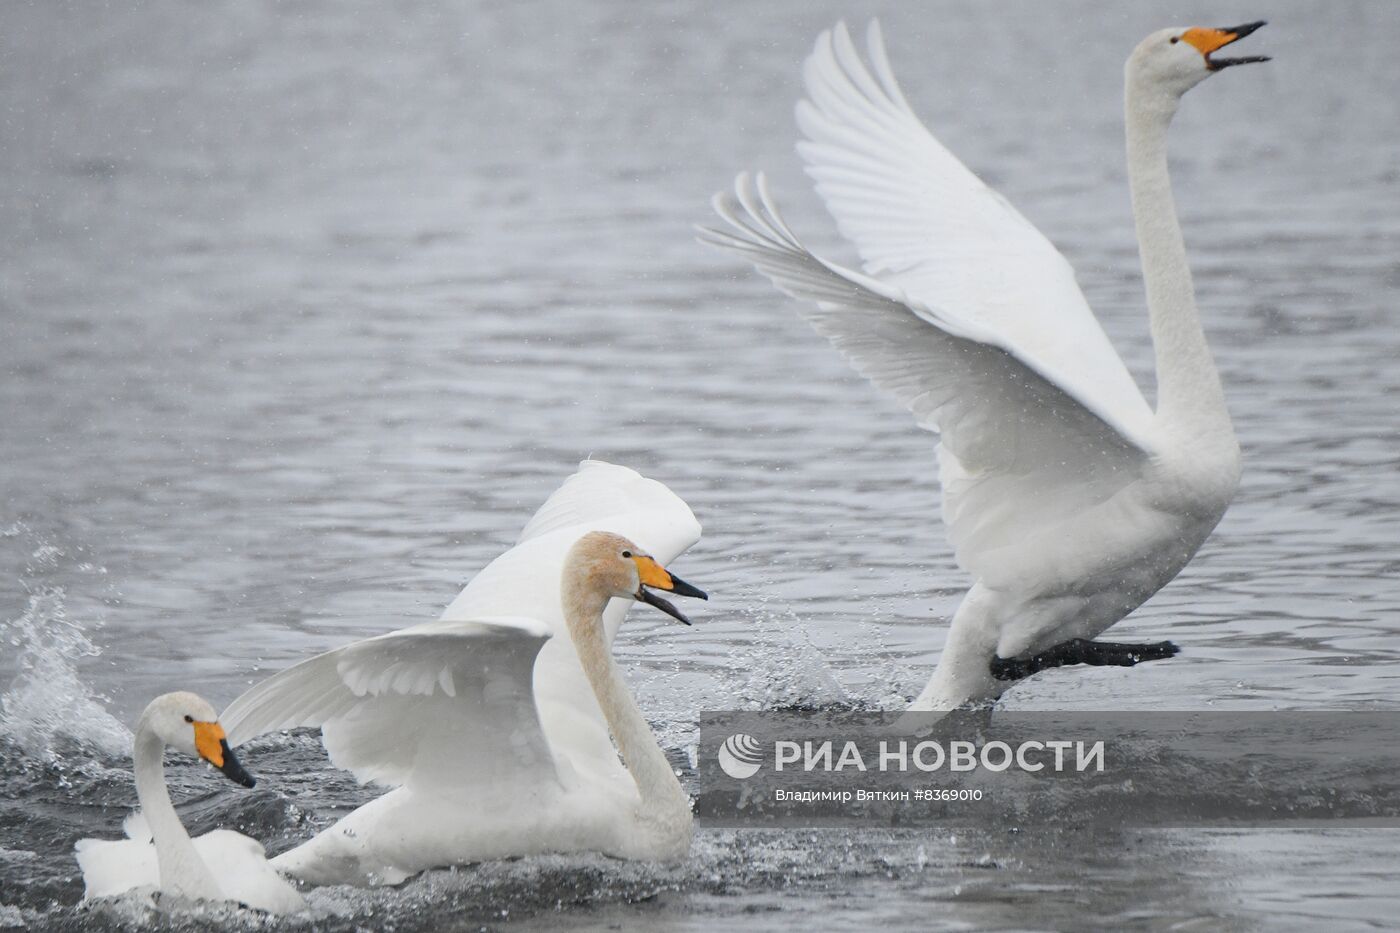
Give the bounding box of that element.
[439,459,702,786]
[223,616,555,791]
[225,460,702,791]
[699,175,1153,587]
[796,20,1154,434]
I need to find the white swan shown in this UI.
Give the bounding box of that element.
[220,461,707,885]
[74,691,304,914]
[700,21,1269,710]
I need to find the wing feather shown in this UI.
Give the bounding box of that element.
[700,174,1152,584]
[224,461,703,792]
[223,618,554,791]
[797,21,1154,431]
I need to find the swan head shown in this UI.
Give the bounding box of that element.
[566,531,708,625]
[141,691,257,788]
[1128,21,1269,99]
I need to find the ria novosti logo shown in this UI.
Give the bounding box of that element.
[717,733,764,779]
[713,731,1107,780]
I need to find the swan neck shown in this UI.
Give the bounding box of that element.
[1125,81,1232,439]
[133,718,221,900]
[563,588,688,817]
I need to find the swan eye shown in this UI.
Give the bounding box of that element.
[621,550,632,558]
[183,714,194,723]
[1170,36,1179,44]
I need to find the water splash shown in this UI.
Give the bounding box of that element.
[726,597,849,711]
[0,584,131,762]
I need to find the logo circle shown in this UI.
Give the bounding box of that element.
[717,733,763,779]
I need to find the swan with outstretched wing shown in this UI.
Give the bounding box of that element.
[221,461,707,884]
[701,21,1265,709]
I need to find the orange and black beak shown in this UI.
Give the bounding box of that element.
[1183,21,1270,71]
[193,720,256,788]
[631,555,708,625]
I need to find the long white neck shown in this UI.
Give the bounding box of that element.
[1125,77,1235,443]
[563,587,690,823]
[132,717,222,901]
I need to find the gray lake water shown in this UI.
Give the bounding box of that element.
[2,0,1399,929]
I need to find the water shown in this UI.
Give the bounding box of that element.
[2,0,1399,928]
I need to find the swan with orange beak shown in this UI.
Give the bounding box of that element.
[74,692,304,913]
[219,461,710,884]
[703,19,1270,711]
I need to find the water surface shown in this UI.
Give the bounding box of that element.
[2,1,1399,929]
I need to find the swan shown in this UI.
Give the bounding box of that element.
[74,691,305,914]
[219,460,707,885]
[700,21,1269,710]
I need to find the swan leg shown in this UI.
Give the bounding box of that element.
[989,638,1179,682]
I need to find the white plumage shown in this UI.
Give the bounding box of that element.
[74,692,304,915]
[76,812,303,915]
[702,21,1256,708]
[221,460,704,884]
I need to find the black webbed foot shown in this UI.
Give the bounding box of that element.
[990,638,1179,682]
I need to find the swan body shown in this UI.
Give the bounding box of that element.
[74,692,304,914]
[701,22,1267,709]
[221,460,707,885]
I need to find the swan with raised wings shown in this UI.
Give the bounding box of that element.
[74,692,304,914]
[220,461,707,884]
[701,22,1268,709]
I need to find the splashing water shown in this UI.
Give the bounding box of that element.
[0,585,131,762]
[726,600,849,711]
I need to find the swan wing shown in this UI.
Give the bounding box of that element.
[514,459,702,548]
[192,830,305,914]
[443,461,701,633]
[796,20,1154,434]
[445,459,700,633]
[222,616,556,792]
[700,175,1153,585]
[75,827,303,913]
[75,835,158,901]
[439,459,702,785]
[225,461,701,791]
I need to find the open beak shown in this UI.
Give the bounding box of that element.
[1185,20,1270,71]
[212,741,257,788]
[193,720,257,788]
[632,555,708,626]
